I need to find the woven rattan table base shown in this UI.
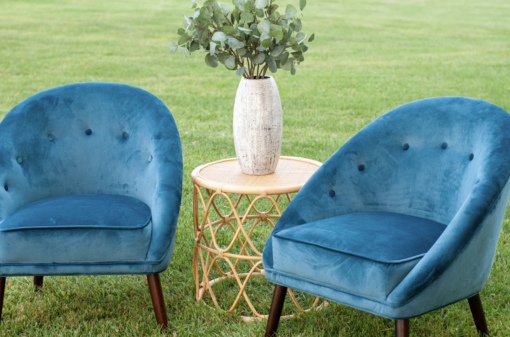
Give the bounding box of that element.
[191,157,325,321]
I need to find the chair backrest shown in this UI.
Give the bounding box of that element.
[0,83,183,224]
[295,97,510,226]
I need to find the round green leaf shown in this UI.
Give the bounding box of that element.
[260,32,270,40]
[224,25,237,35]
[285,4,297,19]
[232,8,241,20]
[290,62,296,75]
[212,31,227,42]
[220,4,230,15]
[190,41,200,52]
[255,0,268,9]
[253,53,266,64]
[169,40,178,53]
[270,24,282,32]
[261,38,272,48]
[205,54,218,67]
[295,18,302,32]
[218,52,230,64]
[281,51,289,63]
[257,20,270,34]
[236,66,246,77]
[271,45,284,57]
[278,18,288,29]
[269,30,283,40]
[225,56,236,69]
[281,59,292,70]
[267,59,277,73]
[299,0,306,11]
[228,37,245,49]
[308,33,315,42]
[209,41,217,55]
[199,6,212,20]
[244,0,252,12]
[178,33,191,46]
[240,11,254,23]
[296,32,306,41]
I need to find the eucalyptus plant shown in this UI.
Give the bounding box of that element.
[170,0,314,79]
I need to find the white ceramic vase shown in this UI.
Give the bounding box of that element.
[233,76,283,175]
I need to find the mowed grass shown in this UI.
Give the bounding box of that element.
[1,0,510,335]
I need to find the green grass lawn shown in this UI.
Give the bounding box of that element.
[1,0,510,335]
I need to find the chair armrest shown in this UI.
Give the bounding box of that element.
[145,135,183,263]
[146,182,183,262]
[387,176,510,305]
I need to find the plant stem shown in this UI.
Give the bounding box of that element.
[262,64,268,77]
[250,59,255,78]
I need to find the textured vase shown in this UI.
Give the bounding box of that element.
[233,76,283,175]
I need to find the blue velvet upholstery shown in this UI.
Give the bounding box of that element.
[273,212,446,301]
[0,83,182,276]
[263,97,510,319]
[0,194,152,264]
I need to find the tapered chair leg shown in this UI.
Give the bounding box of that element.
[147,274,168,329]
[468,294,488,335]
[395,319,409,337]
[0,277,5,322]
[265,285,288,337]
[34,276,44,290]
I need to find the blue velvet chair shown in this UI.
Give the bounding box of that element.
[0,83,183,328]
[263,97,510,336]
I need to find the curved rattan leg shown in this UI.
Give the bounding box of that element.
[34,276,44,290]
[468,294,488,335]
[395,319,409,337]
[0,277,5,322]
[147,274,168,329]
[265,285,287,337]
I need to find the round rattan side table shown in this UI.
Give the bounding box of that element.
[191,156,323,321]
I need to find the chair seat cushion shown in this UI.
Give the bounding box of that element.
[0,194,152,264]
[272,211,446,301]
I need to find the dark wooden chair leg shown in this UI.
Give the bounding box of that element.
[147,274,168,330]
[395,319,409,337]
[468,294,489,335]
[0,277,5,322]
[265,285,288,337]
[34,276,44,290]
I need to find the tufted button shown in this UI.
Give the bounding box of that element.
[441,142,448,150]
[85,129,92,136]
[402,143,409,151]
[4,184,8,192]
[148,155,153,162]
[16,156,23,164]
[122,131,129,139]
[469,153,474,161]
[47,134,55,141]
[358,164,365,172]
[329,190,336,197]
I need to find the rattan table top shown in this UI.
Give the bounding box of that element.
[191,156,322,195]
